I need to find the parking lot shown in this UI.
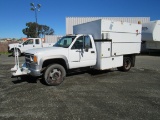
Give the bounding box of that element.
[0,54,160,120]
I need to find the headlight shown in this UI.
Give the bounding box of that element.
[30,55,38,63]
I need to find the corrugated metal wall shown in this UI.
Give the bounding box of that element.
[45,35,63,43]
[66,17,150,34]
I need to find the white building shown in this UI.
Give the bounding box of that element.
[66,17,150,34]
[45,35,63,43]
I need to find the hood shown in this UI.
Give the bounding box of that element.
[25,47,68,55]
[9,43,20,47]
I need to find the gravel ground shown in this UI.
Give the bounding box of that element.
[0,54,160,120]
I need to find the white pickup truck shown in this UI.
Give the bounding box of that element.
[8,38,54,56]
[11,19,141,86]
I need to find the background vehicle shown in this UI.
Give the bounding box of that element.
[8,38,54,56]
[11,19,142,86]
[142,20,160,50]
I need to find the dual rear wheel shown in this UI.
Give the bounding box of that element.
[117,57,132,72]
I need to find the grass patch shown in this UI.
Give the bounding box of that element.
[0,52,9,55]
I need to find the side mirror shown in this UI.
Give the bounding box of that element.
[85,45,89,52]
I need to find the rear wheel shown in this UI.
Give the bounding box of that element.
[117,57,132,72]
[44,64,66,86]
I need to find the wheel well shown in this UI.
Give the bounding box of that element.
[124,54,136,67]
[11,48,21,52]
[11,48,14,51]
[42,58,68,70]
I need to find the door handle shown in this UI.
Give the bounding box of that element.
[91,51,95,53]
[33,45,35,47]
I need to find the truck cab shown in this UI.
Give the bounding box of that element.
[54,34,97,69]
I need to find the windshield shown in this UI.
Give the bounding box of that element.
[53,36,76,48]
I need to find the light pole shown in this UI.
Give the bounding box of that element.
[30,3,41,38]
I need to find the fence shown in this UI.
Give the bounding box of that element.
[0,42,18,52]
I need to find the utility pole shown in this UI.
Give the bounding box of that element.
[30,3,41,38]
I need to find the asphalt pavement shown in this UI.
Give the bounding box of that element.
[0,54,160,120]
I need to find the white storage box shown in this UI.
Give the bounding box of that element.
[74,19,141,56]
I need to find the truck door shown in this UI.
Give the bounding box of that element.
[80,35,96,66]
[33,39,42,48]
[22,39,34,52]
[68,35,96,69]
[68,36,83,68]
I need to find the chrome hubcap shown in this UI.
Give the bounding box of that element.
[49,69,61,81]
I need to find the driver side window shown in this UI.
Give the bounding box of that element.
[23,39,33,45]
[84,36,92,48]
[71,36,83,49]
[28,39,33,44]
[71,36,92,49]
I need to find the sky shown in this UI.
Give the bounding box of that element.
[0,0,160,38]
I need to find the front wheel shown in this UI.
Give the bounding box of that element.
[117,57,132,72]
[44,64,66,86]
[12,49,21,57]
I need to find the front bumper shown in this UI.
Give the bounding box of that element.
[28,67,42,76]
[11,63,42,77]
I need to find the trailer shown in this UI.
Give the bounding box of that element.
[142,20,160,50]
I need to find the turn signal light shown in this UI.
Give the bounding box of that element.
[33,56,38,63]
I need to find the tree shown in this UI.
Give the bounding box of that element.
[39,25,54,38]
[22,22,37,38]
[22,22,54,38]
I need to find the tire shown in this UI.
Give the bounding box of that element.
[12,49,21,57]
[117,57,132,72]
[44,64,66,86]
